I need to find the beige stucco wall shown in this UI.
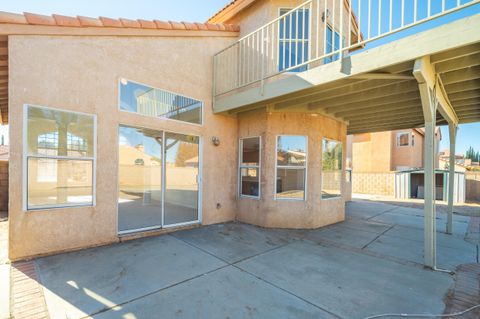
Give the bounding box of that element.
[236,110,347,229]
[8,34,239,260]
[390,129,424,170]
[352,132,392,172]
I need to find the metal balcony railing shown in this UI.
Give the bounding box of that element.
[213,0,480,97]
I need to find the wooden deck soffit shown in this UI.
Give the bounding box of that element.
[214,14,480,135]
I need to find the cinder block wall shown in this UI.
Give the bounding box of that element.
[0,161,7,211]
[465,172,480,203]
[352,172,395,196]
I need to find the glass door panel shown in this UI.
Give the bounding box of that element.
[164,132,199,226]
[118,126,163,232]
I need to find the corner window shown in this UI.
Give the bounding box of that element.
[279,8,309,72]
[396,132,410,147]
[24,105,96,210]
[239,137,261,198]
[119,78,202,125]
[322,138,342,199]
[276,135,307,200]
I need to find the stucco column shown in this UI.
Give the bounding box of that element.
[446,124,457,234]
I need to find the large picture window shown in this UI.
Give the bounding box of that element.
[239,137,261,198]
[279,8,309,72]
[322,138,342,199]
[24,105,96,210]
[276,135,307,200]
[119,78,202,125]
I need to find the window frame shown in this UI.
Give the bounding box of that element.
[324,24,342,64]
[321,137,343,200]
[277,7,311,73]
[396,132,411,147]
[274,135,308,201]
[238,136,261,199]
[117,78,204,127]
[23,104,97,211]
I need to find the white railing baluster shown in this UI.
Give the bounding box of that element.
[368,0,371,39]
[324,0,328,56]
[389,0,393,32]
[401,0,405,27]
[339,0,343,58]
[414,0,417,23]
[378,0,382,36]
[212,0,480,96]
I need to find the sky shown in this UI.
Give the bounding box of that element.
[0,0,479,153]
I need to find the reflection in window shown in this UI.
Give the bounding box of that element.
[118,126,163,232]
[276,135,307,200]
[25,105,95,209]
[239,137,260,197]
[324,26,341,64]
[396,132,410,146]
[322,139,342,199]
[119,79,202,125]
[279,8,309,72]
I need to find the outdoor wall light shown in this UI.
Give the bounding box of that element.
[322,9,330,22]
[211,136,220,146]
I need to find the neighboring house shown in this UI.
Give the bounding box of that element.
[0,0,478,261]
[348,128,442,172]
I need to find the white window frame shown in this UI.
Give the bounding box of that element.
[277,7,311,73]
[238,136,261,199]
[274,135,308,201]
[118,78,204,127]
[23,104,97,211]
[321,137,343,200]
[396,132,411,147]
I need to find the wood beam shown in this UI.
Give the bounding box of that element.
[309,80,418,109]
[430,43,480,64]
[345,108,422,122]
[347,120,425,134]
[449,90,480,102]
[326,91,419,113]
[349,115,424,128]
[275,79,400,110]
[335,99,421,117]
[444,79,480,95]
[413,56,458,125]
[441,65,480,85]
[435,52,480,73]
[350,73,415,80]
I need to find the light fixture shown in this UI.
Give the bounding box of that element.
[211,136,220,146]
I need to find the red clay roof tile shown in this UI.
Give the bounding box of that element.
[53,14,81,27]
[154,20,172,30]
[77,16,103,27]
[99,16,122,28]
[24,12,56,26]
[138,19,157,29]
[119,18,141,28]
[0,11,28,24]
[0,11,239,33]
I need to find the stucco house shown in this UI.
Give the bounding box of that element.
[0,0,479,270]
[348,127,442,172]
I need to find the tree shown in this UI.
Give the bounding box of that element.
[465,146,480,162]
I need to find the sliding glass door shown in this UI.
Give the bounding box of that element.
[164,133,199,226]
[118,126,200,233]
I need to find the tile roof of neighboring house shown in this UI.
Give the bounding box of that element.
[0,11,240,32]
[208,0,252,23]
[0,145,8,161]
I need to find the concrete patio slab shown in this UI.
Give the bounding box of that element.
[36,235,226,319]
[345,201,397,220]
[303,225,382,249]
[237,240,454,319]
[93,266,336,319]
[171,222,302,263]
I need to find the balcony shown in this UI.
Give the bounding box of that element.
[212,0,480,118]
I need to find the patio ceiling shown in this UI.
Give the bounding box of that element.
[218,14,480,134]
[0,36,6,125]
